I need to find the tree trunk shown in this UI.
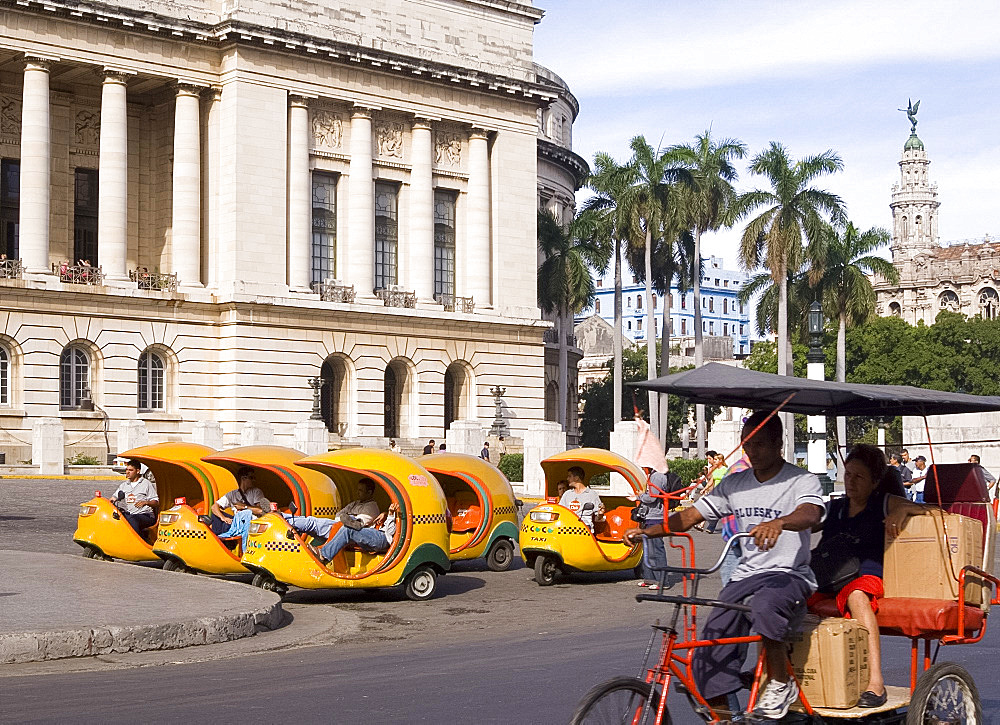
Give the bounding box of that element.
[644,226,658,435]
[777,264,794,462]
[558,306,568,431]
[659,292,671,445]
[836,310,847,479]
[693,226,706,458]
[613,238,623,427]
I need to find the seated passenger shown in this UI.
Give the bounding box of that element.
[208,466,272,536]
[555,479,569,499]
[284,477,381,542]
[807,444,929,708]
[558,466,605,532]
[314,502,399,564]
[111,458,159,534]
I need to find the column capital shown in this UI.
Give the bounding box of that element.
[23,54,58,72]
[411,116,438,131]
[289,94,314,109]
[469,126,491,140]
[174,82,206,98]
[351,104,378,120]
[101,67,136,85]
[207,85,223,102]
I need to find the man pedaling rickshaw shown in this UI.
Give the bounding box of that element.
[624,411,825,721]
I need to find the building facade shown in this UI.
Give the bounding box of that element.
[875,125,1000,323]
[0,0,581,462]
[579,254,752,357]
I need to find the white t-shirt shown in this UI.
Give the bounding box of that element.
[217,487,270,510]
[559,486,604,531]
[694,462,825,588]
[112,476,158,515]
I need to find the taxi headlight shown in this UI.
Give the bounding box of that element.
[159,513,180,525]
[530,511,558,523]
[79,504,98,517]
[248,521,271,535]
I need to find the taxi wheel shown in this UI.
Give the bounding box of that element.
[486,539,515,572]
[82,545,110,561]
[534,554,559,586]
[162,559,185,573]
[252,572,288,597]
[404,566,437,601]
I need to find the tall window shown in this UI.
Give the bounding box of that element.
[637,296,642,310]
[0,159,19,259]
[980,288,999,320]
[0,345,9,406]
[137,350,165,412]
[311,172,337,285]
[74,169,99,265]
[59,346,89,409]
[374,182,398,291]
[595,299,601,314]
[708,297,714,313]
[681,319,687,335]
[723,299,728,314]
[433,190,456,300]
[681,295,687,310]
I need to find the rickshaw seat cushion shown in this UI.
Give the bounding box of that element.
[452,505,483,533]
[808,596,984,638]
[595,506,633,542]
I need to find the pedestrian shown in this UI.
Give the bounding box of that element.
[498,435,507,457]
[900,449,916,474]
[389,439,401,454]
[889,453,913,499]
[422,439,435,455]
[479,441,490,462]
[911,455,929,503]
[438,442,447,452]
[969,454,997,492]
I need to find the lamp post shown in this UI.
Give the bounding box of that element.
[488,385,509,436]
[806,301,832,494]
[307,377,324,421]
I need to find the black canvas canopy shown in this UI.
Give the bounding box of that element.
[632,363,1000,418]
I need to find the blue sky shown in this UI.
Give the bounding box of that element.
[533,0,1000,272]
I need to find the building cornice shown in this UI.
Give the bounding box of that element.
[1,0,558,105]
[537,138,589,188]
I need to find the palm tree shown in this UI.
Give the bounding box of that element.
[738,267,813,342]
[582,153,636,432]
[670,130,747,457]
[537,208,611,432]
[809,222,898,454]
[737,142,846,458]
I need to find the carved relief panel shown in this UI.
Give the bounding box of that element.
[311,109,343,151]
[73,109,101,152]
[375,121,404,158]
[434,131,462,167]
[0,94,21,143]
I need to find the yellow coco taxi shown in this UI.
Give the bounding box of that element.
[520,448,645,586]
[152,445,341,575]
[241,448,451,600]
[419,452,520,571]
[74,442,232,563]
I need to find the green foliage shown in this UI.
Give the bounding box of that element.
[68,452,101,466]
[497,453,523,483]
[590,472,611,487]
[668,457,707,486]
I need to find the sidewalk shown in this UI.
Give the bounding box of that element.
[0,550,283,664]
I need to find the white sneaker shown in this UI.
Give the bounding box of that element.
[753,678,799,720]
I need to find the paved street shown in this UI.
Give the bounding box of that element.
[3,477,1000,724]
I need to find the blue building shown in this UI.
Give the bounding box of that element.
[578,255,752,357]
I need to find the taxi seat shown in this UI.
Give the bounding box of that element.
[595,505,633,543]
[449,491,483,533]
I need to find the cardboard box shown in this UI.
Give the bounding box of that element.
[883,511,984,604]
[760,615,870,709]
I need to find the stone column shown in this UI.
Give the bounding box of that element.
[240,420,275,446]
[408,119,435,300]
[203,88,222,289]
[32,417,64,476]
[98,69,132,284]
[116,419,149,453]
[287,96,312,293]
[522,420,566,497]
[465,128,491,306]
[172,84,202,287]
[347,107,374,295]
[445,419,486,457]
[192,420,224,450]
[20,57,54,277]
[609,419,643,496]
[294,419,327,456]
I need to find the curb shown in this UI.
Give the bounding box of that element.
[0,593,283,665]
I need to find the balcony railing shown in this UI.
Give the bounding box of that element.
[543,329,577,346]
[130,270,178,291]
[53,263,105,286]
[0,258,23,279]
[376,286,417,309]
[312,280,357,303]
[437,293,475,313]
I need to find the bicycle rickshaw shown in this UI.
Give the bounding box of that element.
[152,445,341,574]
[520,448,646,586]
[73,442,233,563]
[418,452,520,571]
[241,448,451,600]
[572,363,1000,724]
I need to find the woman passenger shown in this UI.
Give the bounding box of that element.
[808,444,928,708]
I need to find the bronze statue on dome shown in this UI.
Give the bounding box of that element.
[898,99,920,133]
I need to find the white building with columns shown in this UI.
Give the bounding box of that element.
[0,0,586,463]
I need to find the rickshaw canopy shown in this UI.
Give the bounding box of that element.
[632,362,1000,417]
[419,452,512,494]
[541,448,646,494]
[121,442,234,507]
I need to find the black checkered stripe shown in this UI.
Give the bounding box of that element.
[264,540,301,553]
[493,505,517,516]
[560,525,591,537]
[167,529,207,539]
[413,513,447,524]
[313,507,339,516]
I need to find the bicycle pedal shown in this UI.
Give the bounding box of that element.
[672,681,712,721]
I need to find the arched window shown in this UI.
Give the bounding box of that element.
[321,355,352,436]
[939,290,960,313]
[901,216,908,239]
[637,296,642,310]
[889,302,902,317]
[383,358,415,438]
[545,380,558,422]
[0,345,8,407]
[60,345,90,409]
[137,350,165,411]
[980,288,999,320]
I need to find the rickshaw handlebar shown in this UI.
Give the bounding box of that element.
[641,532,751,576]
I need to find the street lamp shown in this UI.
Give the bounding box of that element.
[488,385,509,436]
[806,301,832,493]
[307,377,324,421]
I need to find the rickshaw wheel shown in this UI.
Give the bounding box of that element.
[162,559,186,573]
[252,572,288,597]
[486,539,515,572]
[570,676,664,725]
[404,566,437,601]
[906,662,982,724]
[534,554,559,586]
[82,545,110,561]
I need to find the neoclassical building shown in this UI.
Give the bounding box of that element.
[0,0,585,462]
[875,124,1000,324]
